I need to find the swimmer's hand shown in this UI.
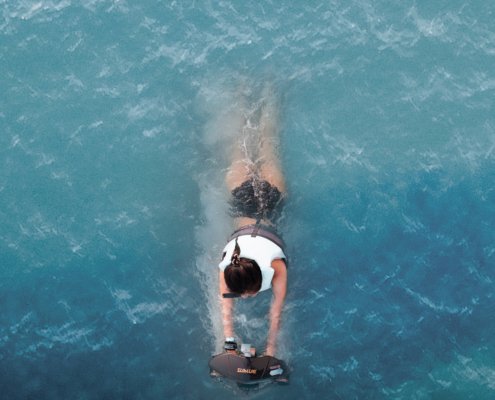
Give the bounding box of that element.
[265,343,276,357]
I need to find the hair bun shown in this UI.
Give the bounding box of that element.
[231,253,240,266]
[231,237,241,266]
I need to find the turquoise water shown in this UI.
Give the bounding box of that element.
[1,1,495,399]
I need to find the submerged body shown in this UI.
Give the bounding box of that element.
[218,85,287,357]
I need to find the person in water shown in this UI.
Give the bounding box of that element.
[218,87,287,357]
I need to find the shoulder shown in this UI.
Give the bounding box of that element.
[270,259,287,298]
[271,258,287,271]
[271,259,287,281]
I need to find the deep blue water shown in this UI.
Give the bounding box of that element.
[1,1,495,399]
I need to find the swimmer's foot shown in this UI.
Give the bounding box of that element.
[260,82,280,150]
[258,83,285,192]
[260,82,279,126]
[218,84,249,163]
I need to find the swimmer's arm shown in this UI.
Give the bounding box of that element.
[266,259,287,356]
[219,270,235,338]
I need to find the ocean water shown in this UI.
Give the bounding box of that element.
[1,1,495,399]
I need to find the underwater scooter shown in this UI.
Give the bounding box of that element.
[209,337,289,388]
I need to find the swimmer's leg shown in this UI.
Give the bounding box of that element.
[259,85,286,193]
[225,141,251,191]
[225,94,253,192]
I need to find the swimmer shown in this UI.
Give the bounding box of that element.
[218,85,287,357]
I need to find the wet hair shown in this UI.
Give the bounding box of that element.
[224,238,262,295]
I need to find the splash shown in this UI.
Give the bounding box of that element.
[193,77,282,353]
[194,80,242,353]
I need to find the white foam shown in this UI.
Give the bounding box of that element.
[309,364,336,383]
[193,79,254,352]
[194,171,231,352]
[109,287,172,325]
[404,287,471,315]
[408,7,447,38]
[8,313,113,357]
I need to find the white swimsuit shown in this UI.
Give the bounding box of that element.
[219,235,286,292]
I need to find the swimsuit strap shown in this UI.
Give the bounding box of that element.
[229,224,285,251]
[251,218,262,238]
